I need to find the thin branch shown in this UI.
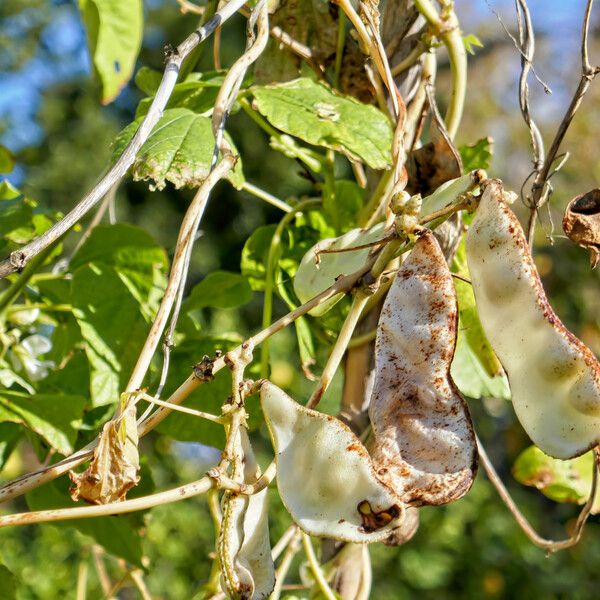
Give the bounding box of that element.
[307,290,370,408]
[0,477,213,528]
[130,570,153,600]
[76,553,89,600]
[240,181,293,213]
[0,0,247,279]
[92,546,114,599]
[137,392,224,423]
[125,157,235,395]
[526,0,599,244]
[270,530,302,600]
[272,525,298,561]
[477,437,599,553]
[260,199,321,378]
[301,532,338,600]
[413,0,467,138]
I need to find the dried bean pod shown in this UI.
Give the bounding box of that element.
[260,381,405,543]
[219,429,274,600]
[466,180,600,459]
[368,231,477,506]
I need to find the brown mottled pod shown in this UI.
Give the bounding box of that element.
[368,231,478,506]
[563,189,600,268]
[467,180,600,459]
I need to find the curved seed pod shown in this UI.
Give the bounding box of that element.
[330,543,372,600]
[563,189,600,268]
[260,381,405,543]
[368,231,477,506]
[382,507,419,546]
[219,429,275,600]
[293,223,385,317]
[466,180,600,459]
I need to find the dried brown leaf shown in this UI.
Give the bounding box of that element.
[368,231,477,507]
[563,189,600,268]
[70,403,140,505]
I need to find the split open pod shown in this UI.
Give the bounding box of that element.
[368,231,478,506]
[466,180,600,459]
[260,381,405,543]
[262,233,480,542]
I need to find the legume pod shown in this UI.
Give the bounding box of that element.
[466,179,600,459]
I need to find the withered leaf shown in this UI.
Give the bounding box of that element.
[563,189,600,268]
[407,112,463,196]
[70,402,140,505]
[368,232,478,507]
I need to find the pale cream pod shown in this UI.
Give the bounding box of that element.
[368,231,478,506]
[466,179,600,459]
[260,381,405,543]
[219,429,275,600]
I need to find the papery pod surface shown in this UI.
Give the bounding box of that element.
[368,231,477,506]
[260,381,405,542]
[466,179,600,459]
[293,223,385,316]
[219,429,275,600]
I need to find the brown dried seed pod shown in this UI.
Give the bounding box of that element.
[467,180,600,459]
[368,231,478,507]
[563,189,600,268]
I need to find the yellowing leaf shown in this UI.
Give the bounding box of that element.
[79,0,143,104]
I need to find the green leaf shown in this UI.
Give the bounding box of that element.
[241,225,278,291]
[452,240,502,377]
[71,264,150,406]
[0,423,22,470]
[0,391,86,455]
[135,72,226,119]
[451,330,511,400]
[0,563,17,599]
[0,182,54,255]
[0,145,15,173]
[26,478,144,566]
[70,223,168,314]
[324,180,365,234]
[183,271,253,312]
[513,446,599,512]
[112,108,244,190]
[78,0,143,103]
[463,33,484,55]
[134,66,163,95]
[252,78,393,169]
[459,137,493,172]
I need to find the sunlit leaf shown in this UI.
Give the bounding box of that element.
[452,239,503,377]
[252,78,393,169]
[71,264,150,407]
[135,72,227,119]
[513,445,599,512]
[459,137,493,172]
[0,392,86,455]
[78,0,143,103]
[112,108,244,190]
[451,330,511,400]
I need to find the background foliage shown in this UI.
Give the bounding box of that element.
[1,0,600,598]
